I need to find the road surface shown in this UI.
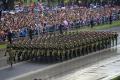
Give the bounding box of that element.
[0,27,120,80]
[7,44,120,80]
[0,62,53,80]
[52,46,120,80]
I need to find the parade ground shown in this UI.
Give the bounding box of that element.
[2,34,120,80]
[0,0,120,80]
[0,26,119,80]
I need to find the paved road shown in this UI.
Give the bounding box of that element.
[0,48,9,68]
[0,27,120,80]
[0,45,118,80]
[52,46,120,80]
[0,62,53,80]
[98,26,120,32]
[9,44,120,80]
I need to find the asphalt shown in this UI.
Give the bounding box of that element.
[0,26,120,80]
[0,62,52,80]
[8,44,120,80]
[53,46,120,80]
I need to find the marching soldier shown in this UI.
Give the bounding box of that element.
[6,31,118,66]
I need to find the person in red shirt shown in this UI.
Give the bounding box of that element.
[30,2,35,13]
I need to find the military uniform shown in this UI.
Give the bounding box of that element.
[6,31,118,66]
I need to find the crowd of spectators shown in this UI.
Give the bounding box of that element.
[0,4,120,42]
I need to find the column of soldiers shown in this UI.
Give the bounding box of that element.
[5,31,118,66]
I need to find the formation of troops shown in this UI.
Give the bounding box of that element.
[5,31,118,66]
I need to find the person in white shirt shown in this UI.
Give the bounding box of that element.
[63,19,69,31]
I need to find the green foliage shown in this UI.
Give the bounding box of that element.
[71,21,120,32]
[20,0,119,6]
[42,0,120,6]
[0,44,6,49]
[112,76,120,80]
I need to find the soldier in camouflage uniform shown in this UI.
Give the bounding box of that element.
[5,31,118,66]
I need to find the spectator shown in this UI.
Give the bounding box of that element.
[0,5,120,42]
[6,29,12,44]
[109,14,113,24]
[0,10,1,21]
[28,27,33,40]
[59,24,64,34]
